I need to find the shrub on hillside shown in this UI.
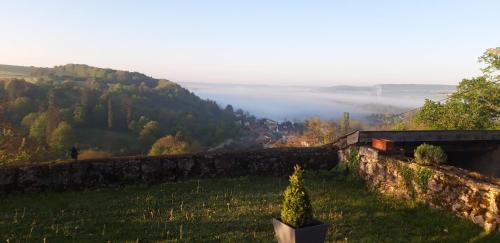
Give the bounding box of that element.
[414,144,447,165]
[281,164,313,228]
[79,149,113,160]
[148,134,190,156]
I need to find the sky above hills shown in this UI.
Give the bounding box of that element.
[0,1,499,86]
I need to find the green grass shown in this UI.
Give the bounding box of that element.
[1,170,498,242]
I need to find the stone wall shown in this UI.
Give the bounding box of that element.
[0,146,337,195]
[339,146,500,231]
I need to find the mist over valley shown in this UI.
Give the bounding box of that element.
[181,82,456,122]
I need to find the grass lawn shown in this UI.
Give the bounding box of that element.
[1,170,498,242]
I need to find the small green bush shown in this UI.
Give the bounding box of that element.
[415,167,434,192]
[281,164,313,228]
[414,144,447,165]
[347,148,361,173]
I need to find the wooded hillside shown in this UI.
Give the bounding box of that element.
[0,64,241,163]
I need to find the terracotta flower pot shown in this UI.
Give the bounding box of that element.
[272,217,328,243]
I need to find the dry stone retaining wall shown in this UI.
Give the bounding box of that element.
[339,146,500,231]
[4,141,497,231]
[0,146,337,195]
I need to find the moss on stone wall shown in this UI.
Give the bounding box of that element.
[347,148,361,174]
[396,162,416,198]
[415,167,434,193]
[353,146,500,232]
[395,162,435,198]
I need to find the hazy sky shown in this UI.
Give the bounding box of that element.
[0,1,498,85]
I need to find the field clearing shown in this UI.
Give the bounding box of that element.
[1,170,498,242]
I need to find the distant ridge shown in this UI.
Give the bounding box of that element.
[321,83,456,95]
[0,64,34,78]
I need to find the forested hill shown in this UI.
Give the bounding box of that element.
[0,64,241,162]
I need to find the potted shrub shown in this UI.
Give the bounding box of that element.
[272,165,328,243]
[414,143,447,165]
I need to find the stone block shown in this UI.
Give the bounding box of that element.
[0,166,18,193]
[192,156,214,178]
[213,156,233,175]
[472,215,485,226]
[178,158,196,177]
[141,159,162,183]
[70,161,90,189]
[17,164,51,192]
[452,203,462,211]
[123,159,141,182]
[49,162,72,191]
[85,161,115,187]
[159,158,178,180]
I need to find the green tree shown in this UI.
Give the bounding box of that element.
[340,112,350,135]
[46,89,60,143]
[73,105,86,124]
[129,116,151,134]
[21,112,39,129]
[29,113,47,141]
[413,77,499,129]
[122,96,133,125]
[304,116,336,145]
[49,121,76,153]
[106,93,113,129]
[281,165,313,228]
[479,47,499,80]
[139,121,160,147]
[391,122,406,131]
[9,97,34,121]
[224,104,234,113]
[109,83,124,93]
[413,48,500,130]
[4,79,31,101]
